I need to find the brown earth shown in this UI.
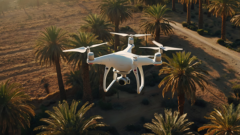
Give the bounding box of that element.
[1,0,240,135]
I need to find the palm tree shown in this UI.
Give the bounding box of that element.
[99,0,132,52]
[198,0,203,29]
[141,4,174,42]
[172,0,176,11]
[0,80,35,134]
[80,13,113,100]
[179,0,195,24]
[80,13,113,42]
[35,26,68,101]
[159,51,209,115]
[66,32,101,102]
[34,100,107,135]
[142,109,195,135]
[231,15,240,27]
[198,103,240,134]
[208,0,238,40]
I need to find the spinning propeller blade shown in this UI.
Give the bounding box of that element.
[133,34,151,37]
[63,47,87,53]
[139,47,159,50]
[90,42,108,48]
[151,40,183,51]
[162,46,183,51]
[63,42,107,53]
[152,40,163,47]
[110,32,151,37]
[110,32,128,36]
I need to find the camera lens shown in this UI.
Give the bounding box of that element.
[119,79,125,85]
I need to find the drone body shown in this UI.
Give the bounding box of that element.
[63,32,183,94]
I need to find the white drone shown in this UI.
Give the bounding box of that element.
[63,32,183,94]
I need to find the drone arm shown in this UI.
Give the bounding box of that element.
[103,66,115,92]
[132,65,140,94]
[138,66,144,94]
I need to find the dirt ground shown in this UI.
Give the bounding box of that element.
[1,0,240,135]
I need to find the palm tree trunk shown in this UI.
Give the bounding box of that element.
[114,21,120,52]
[187,2,191,24]
[207,0,211,17]
[191,2,194,10]
[221,13,226,40]
[99,66,105,101]
[55,59,67,101]
[198,0,203,29]
[154,26,160,42]
[81,54,93,102]
[172,0,176,11]
[183,3,187,12]
[177,91,185,115]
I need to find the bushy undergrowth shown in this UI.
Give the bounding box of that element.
[197,29,208,35]
[182,21,188,27]
[233,84,240,98]
[217,39,225,45]
[21,105,49,135]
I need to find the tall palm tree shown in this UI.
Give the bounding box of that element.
[179,0,195,24]
[0,80,35,134]
[99,0,132,52]
[198,103,240,134]
[159,51,209,115]
[231,15,240,27]
[208,0,238,40]
[66,32,101,102]
[80,14,113,42]
[141,4,174,42]
[172,0,176,11]
[34,100,107,135]
[198,0,203,29]
[80,13,113,101]
[35,26,68,101]
[142,109,195,135]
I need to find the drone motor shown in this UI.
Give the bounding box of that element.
[88,52,94,61]
[154,53,161,62]
[128,37,134,45]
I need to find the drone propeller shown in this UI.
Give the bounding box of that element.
[110,32,151,37]
[63,42,108,53]
[139,40,183,52]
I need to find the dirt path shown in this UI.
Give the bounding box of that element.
[170,22,240,74]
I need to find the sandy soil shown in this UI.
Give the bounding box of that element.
[1,1,240,135]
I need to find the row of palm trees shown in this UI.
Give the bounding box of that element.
[172,0,240,40]
[1,81,240,134]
